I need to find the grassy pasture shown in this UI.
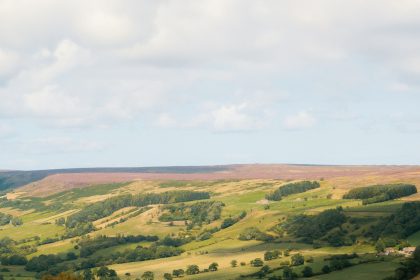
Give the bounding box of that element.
[0,265,36,280]
[0,176,418,280]
[408,230,420,246]
[308,261,400,280]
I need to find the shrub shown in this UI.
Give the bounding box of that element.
[250,258,264,267]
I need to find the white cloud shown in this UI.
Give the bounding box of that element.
[156,113,177,128]
[0,48,20,76]
[23,85,85,118]
[283,111,316,129]
[211,103,264,132]
[1,0,420,133]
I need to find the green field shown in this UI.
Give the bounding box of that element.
[0,178,418,279]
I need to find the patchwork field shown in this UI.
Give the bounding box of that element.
[0,165,419,280]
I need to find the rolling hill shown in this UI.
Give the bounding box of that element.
[0,164,419,280]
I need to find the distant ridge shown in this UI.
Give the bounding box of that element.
[2,164,420,193]
[0,165,231,191]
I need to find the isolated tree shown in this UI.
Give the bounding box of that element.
[322,265,331,274]
[302,266,313,277]
[291,254,304,266]
[141,271,154,280]
[55,217,65,226]
[186,265,199,275]
[172,269,184,277]
[231,260,238,267]
[250,258,264,267]
[209,262,218,271]
[163,273,173,280]
[11,217,23,226]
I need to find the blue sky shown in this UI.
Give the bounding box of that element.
[1,1,420,170]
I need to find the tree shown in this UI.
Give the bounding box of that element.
[163,273,173,280]
[96,266,117,280]
[322,265,331,274]
[264,250,279,261]
[231,260,238,267]
[209,262,218,271]
[283,267,295,280]
[257,265,270,278]
[55,217,65,226]
[141,271,154,280]
[250,258,264,267]
[83,269,94,280]
[172,269,184,277]
[66,252,77,260]
[186,265,199,275]
[291,254,304,266]
[302,266,313,277]
[375,239,386,253]
[221,217,235,229]
[11,217,23,226]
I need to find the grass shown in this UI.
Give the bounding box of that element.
[408,230,420,246]
[0,177,417,280]
[0,265,36,280]
[308,261,399,280]
[46,182,131,203]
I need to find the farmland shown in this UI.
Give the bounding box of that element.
[0,164,419,280]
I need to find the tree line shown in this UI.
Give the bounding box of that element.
[343,184,417,205]
[158,201,224,227]
[0,212,23,226]
[281,207,348,246]
[61,191,210,237]
[266,181,320,201]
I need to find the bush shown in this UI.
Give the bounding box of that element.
[322,265,331,274]
[250,258,264,267]
[172,269,184,277]
[238,227,273,241]
[264,250,280,261]
[208,262,218,271]
[186,265,199,275]
[291,254,304,266]
[302,266,313,277]
[141,271,154,280]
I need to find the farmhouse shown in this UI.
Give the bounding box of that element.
[401,247,416,257]
[381,247,416,257]
[383,247,397,256]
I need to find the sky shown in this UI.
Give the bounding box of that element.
[1,0,420,170]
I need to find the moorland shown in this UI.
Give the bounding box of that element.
[0,164,419,280]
